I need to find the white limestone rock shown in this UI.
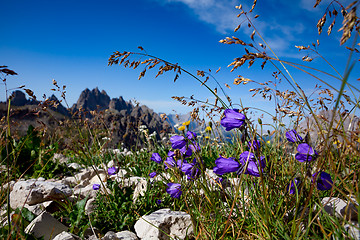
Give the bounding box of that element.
[321,197,358,221]
[73,182,109,199]
[344,223,360,240]
[134,208,193,240]
[102,230,138,240]
[10,179,72,209]
[109,169,128,180]
[25,212,68,240]
[85,198,97,215]
[53,231,81,240]
[73,184,98,199]
[61,176,80,186]
[74,167,104,184]
[2,180,15,193]
[67,162,82,170]
[89,173,107,185]
[53,153,70,164]
[102,231,118,240]
[107,160,115,168]
[115,230,138,240]
[24,203,46,216]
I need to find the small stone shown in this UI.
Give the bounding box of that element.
[107,160,115,168]
[25,212,68,240]
[101,231,117,240]
[53,231,81,240]
[134,208,193,240]
[89,173,107,185]
[24,203,45,216]
[53,153,70,164]
[85,198,97,215]
[344,223,360,240]
[115,230,138,240]
[10,179,72,209]
[67,163,82,170]
[321,197,358,221]
[84,227,101,239]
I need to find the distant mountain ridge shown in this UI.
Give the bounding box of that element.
[2,88,174,148]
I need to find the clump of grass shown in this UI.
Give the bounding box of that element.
[107,1,359,239]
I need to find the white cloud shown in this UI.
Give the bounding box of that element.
[159,0,241,34]
[154,0,317,58]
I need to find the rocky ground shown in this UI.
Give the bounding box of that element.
[1,150,359,240]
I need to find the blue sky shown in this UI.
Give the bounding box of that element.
[1,0,358,118]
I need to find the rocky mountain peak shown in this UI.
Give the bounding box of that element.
[11,90,28,106]
[72,87,110,111]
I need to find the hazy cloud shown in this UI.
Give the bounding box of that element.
[159,0,241,33]
[156,0,316,57]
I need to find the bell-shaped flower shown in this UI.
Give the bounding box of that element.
[180,146,193,158]
[168,150,175,157]
[288,178,301,194]
[312,171,333,191]
[166,183,182,198]
[286,130,303,143]
[248,139,261,151]
[170,135,186,149]
[107,167,117,175]
[220,109,246,131]
[239,151,266,177]
[164,157,176,169]
[295,143,318,162]
[189,143,201,153]
[149,172,157,178]
[213,156,240,175]
[180,159,200,179]
[186,131,197,140]
[151,153,162,163]
[93,184,100,190]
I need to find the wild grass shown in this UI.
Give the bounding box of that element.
[1,0,360,239]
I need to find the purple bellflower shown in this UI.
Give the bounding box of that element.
[286,130,303,143]
[167,150,175,158]
[93,184,100,190]
[164,157,176,169]
[176,159,188,168]
[220,109,246,131]
[170,135,186,149]
[151,153,162,164]
[166,183,182,198]
[186,131,197,140]
[107,167,117,176]
[295,143,318,162]
[180,159,200,179]
[239,151,266,177]
[213,156,240,175]
[248,139,261,151]
[189,143,201,153]
[288,178,301,194]
[312,171,333,191]
[215,177,224,185]
[179,146,193,158]
[149,172,157,178]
